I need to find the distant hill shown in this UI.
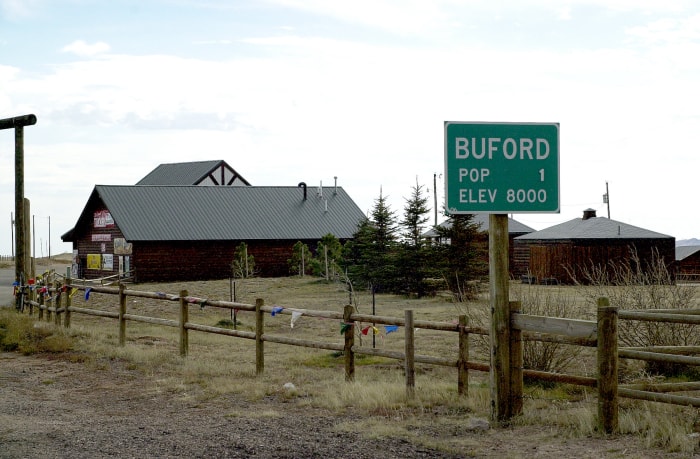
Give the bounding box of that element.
[677,238,700,247]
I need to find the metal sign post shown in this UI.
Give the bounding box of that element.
[1,114,38,310]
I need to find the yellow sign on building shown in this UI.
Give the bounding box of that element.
[87,254,101,270]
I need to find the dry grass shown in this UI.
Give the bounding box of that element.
[10,276,700,454]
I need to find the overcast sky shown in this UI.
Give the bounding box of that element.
[1,0,699,256]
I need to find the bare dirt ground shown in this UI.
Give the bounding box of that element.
[1,352,695,458]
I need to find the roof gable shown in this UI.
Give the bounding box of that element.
[66,185,363,242]
[515,217,673,240]
[136,160,251,186]
[676,245,700,261]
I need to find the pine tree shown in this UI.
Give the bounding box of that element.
[398,180,430,296]
[343,189,399,292]
[368,189,399,291]
[431,213,486,300]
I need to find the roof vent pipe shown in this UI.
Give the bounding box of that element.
[334,176,338,195]
[582,208,597,220]
[298,182,307,200]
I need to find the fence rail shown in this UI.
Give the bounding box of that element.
[12,273,700,434]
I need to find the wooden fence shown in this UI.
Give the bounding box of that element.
[15,274,700,433]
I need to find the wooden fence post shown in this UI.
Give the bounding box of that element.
[179,290,189,357]
[509,301,523,416]
[54,281,61,326]
[405,309,415,398]
[343,304,354,382]
[46,284,52,323]
[28,279,34,316]
[597,297,619,434]
[64,285,71,329]
[458,314,469,396]
[38,288,44,320]
[255,298,264,375]
[119,284,127,346]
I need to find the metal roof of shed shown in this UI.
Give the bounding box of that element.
[676,245,700,261]
[422,214,535,238]
[515,216,673,240]
[65,185,364,242]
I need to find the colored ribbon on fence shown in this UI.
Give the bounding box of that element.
[85,287,92,301]
[271,306,284,316]
[384,325,399,334]
[290,311,303,328]
[361,325,380,335]
[340,322,353,334]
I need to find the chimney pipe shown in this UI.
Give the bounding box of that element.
[582,208,597,220]
[298,182,307,200]
[334,176,338,195]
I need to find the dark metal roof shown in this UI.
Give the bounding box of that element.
[515,217,673,240]
[676,245,700,261]
[136,160,250,186]
[66,185,364,242]
[422,214,535,238]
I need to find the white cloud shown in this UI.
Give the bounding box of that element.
[2,0,700,254]
[0,0,41,20]
[270,0,451,35]
[61,40,110,57]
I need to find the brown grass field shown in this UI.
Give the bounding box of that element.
[2,262,700,457]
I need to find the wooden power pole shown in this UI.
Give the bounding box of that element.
[0,114,37,309]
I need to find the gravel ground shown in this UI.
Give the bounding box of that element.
[1,352,696,458]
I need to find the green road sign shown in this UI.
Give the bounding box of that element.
[444,121,560,214]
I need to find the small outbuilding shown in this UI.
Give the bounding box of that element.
[676,245,700,282]
[513,209,675,284]
[62,183,364,282]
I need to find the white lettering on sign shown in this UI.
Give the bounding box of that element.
[455,137,550,160]
[459,168,490,183]
[459,188,497,203]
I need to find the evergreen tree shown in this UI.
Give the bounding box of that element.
[342,217,375,287]
[431,213,486,300]
[368,189,399,291]
[343,189,399,292]
[398,180,430,296]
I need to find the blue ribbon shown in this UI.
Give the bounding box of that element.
[385,325,399,334]
[271,306,284,316]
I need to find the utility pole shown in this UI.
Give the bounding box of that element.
[10,212,14,258]
[433,173,437,226]
[48,215,51,261]
[0,114,37,310]
[603,181,610,219]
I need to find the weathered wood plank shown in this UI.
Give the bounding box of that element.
[512,313,597,339]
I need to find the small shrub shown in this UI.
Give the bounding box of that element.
[454,283,585,377]
[215,319,241,329]
[572,248,698,377]
[0,309,73,354]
